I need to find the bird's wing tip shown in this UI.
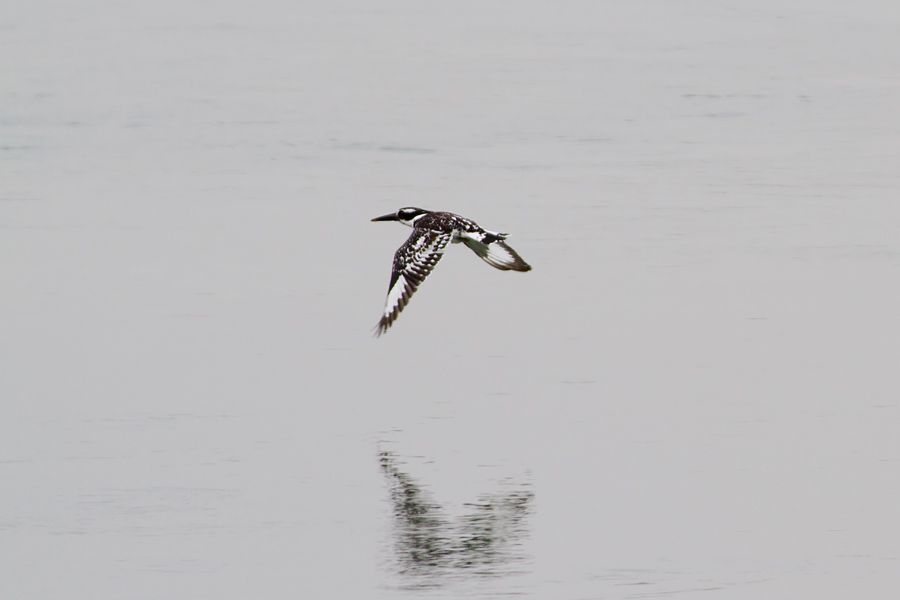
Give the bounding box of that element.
[373,320,389,337]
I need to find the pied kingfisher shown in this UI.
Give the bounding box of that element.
[371,207,532,336]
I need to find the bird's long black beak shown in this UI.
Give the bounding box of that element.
[371,212,399,222]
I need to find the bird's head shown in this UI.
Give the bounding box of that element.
[371,207,430,227]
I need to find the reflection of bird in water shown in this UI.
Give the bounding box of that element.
[371,207,532,336]
[378,450,533,583]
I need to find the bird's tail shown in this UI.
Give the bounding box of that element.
[481,231,508,244]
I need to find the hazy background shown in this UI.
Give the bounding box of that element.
[3,1,899,598]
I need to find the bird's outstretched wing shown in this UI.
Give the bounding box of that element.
[460,233,532,272]
[376,228,453,336]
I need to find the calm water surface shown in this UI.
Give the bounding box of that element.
[3,1,900,598]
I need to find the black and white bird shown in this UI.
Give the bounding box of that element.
[371,207,531,336]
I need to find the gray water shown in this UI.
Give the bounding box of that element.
[3,1,900,598]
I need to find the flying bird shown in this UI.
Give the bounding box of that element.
[372,207,531,336]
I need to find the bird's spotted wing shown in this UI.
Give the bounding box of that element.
[376,228,452,336]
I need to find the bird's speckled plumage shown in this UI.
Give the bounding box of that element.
[373,207,531,336]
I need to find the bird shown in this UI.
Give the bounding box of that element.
[371,207,531,336]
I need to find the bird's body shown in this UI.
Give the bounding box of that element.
[372,207,531,336]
